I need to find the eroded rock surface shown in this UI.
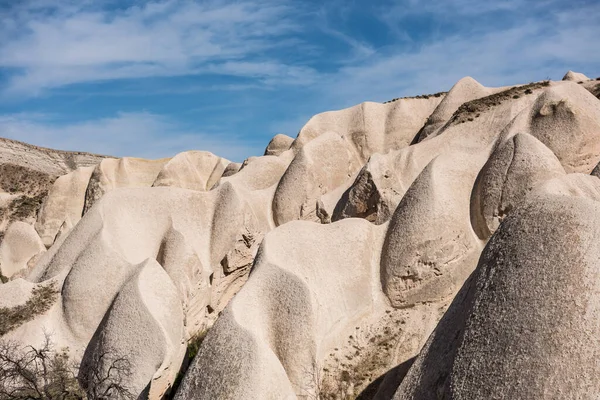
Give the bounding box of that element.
[395,175,600,399]
[1,71,600,399]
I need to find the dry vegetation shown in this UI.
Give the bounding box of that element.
[0,163,54,241]
[0,282,59,337]
[449,80,551,126]
[6,193,47,221]
[0,164,54,197]
[590,83,600,99]
[0,335,82,400]
[315,309,414,400]
[383,91,446,104]
[0,333,134,400]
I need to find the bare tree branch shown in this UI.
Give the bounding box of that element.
[0,332,134,400]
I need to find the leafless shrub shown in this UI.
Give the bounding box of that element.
[299,364,355,400]
[0,333,82,399]
[0,332,134,400]
[78,346,134,400]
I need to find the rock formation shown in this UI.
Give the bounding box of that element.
[0,138,105,241]
[394,174,600,399]
[1,71,600,399]
[563,70,590,82]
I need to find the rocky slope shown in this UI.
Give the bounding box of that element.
[0,137,106,245]
[1,71,600,399]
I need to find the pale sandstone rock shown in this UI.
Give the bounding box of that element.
[0,137,104,177]
[0,72,599,400]
[221,155,289,192]
[217,154,292,230]
[413,76,497,143]
[340,80,598,227]
[35,166,95,248]
[83,157,169,213]
[221,162,242,178]
[534,173,600,199]
[278,97,445,228]
[176,219,446,399]
[0,222,45,278]
[293,97,443,161]
[0,139,105,238]
[79,259,185,399]
[152,151,230,191]
[470,133,565,239]
[4,183,264,396]
[0,278,35,307]
[582,78,600,99]
[332,153,399,224]
[273,132,357,226]
[264,134,294,156]
[528,82,600,173]
[562,70,590,81]
[395,175,600,399]
[335,81,547,226]
[381,151,486,308]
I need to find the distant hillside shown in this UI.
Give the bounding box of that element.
[0,137,106,240]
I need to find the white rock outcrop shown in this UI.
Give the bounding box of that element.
[1,71,599,400]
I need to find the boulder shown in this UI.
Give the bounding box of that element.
[264,134,294,156]
[470,133,565,239]
[381,151,486,308]
[528,82,600,173]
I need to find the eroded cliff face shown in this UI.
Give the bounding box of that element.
[0,137,106,245]
[1,72,600,400]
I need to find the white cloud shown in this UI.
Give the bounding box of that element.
[0,0,316,94]
[4,0,596,102]
[1,0,599,160]
[389,0,528,17]
[320,2,600,106]
[207,61,319,85]
[0,112,261,161]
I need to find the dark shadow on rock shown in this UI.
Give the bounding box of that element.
[356,356,416,400]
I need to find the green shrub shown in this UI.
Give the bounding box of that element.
[187,330,208,361]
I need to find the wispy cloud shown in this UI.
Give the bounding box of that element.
[386,0,530,17]
[0,112,261,161]
[320,1,600,105]
[0,0,316,95]
[0,0,598,162]
[313,3,376,62]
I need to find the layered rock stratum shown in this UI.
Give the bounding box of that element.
[1,71,600,399]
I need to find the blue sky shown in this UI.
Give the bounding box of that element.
[0,0,598,161]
